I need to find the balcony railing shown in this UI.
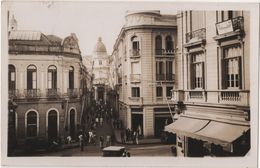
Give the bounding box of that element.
[130,74,141,83]
[8,89,19,99]
[46,88,60,98]
[156,74,165,81]
[166,74,175,81]
[182,90,249,106]
[220,91,240,101]
[155,49,175,56]
[129,49,140,57]
[24,89,41,99]
[67,88,78,98]
[216,16,244,35]
[186,28,206,43]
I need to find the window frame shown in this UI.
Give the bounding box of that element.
[131,87,140,97]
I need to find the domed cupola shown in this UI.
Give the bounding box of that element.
[94,37,107,54]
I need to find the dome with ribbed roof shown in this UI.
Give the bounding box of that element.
[94,37,107,54]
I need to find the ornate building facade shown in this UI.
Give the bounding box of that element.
[8,16,88,148]
[165,10,250,156]
[111,11,177,137]
[92,37,110,103]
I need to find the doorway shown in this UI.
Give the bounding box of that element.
[48,110,58,142]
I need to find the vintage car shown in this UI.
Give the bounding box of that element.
[102,146,126,157]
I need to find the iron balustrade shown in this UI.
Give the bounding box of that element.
[166,74,175,81]
[189,91,204,99]
[129,49,140,57]
[220,91,240,101]
[186,28,206,43]
[156,74,165,81]
[46,88,60,98]
[155,49,175,56]
[8,89,19,99]
[67,88,78,98]
[24,89,40,99]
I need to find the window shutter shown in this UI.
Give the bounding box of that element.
[27,71,32,89]
[190,63,195,89]
[53,71,57,89]
[238,56,242,89]
[221,59,228,89]
[202,62,205,89]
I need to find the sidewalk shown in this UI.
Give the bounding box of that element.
[114,129,161,145]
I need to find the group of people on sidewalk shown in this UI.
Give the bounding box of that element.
[120,125,142,145]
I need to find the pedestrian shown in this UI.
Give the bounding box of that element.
[122,149,127,157]
[137,125,142,138]
[78,134,84,151]
[99,136,104,149]
[120,130,125,144]
[66,135,72,144]
[100,116,103,127]
[88,131,93,143]
[125,128,129,142]
[135,130,139,145]
[106,135,111,147]
[132,131,136,144]
[95,116,99,127]
[127,152,131,157]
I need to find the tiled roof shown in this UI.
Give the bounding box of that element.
[9,30,42,41]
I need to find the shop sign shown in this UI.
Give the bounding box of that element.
[216,20,233,35]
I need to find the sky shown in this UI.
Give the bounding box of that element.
[8,1,177,56]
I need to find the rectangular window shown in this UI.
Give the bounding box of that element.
[222,45,241,89]
[156,87,163,97]
[191,52,204,89]
[166,61,173,80]
[133,41,139,50]
[166,86,173,97]
[156,61,164,80]
[132,87,140,97]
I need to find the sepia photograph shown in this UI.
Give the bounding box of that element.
[1,1,259,167]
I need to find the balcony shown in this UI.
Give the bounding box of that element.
[185,28,206,47]
[156,74,175,82]
[215,16,244,40]
[24,89,41,99]
[166,74,175,81]
[129,49,140,58]
[46,88,60,98]
[130,74,141,83]
[155,49,175,57]
[8,89,19,99]
[67,88,78,98]
[182,90,249,106]
[156,74,165,81]
[128,97,143,106]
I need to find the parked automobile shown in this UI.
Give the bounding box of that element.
[102,146,126,157]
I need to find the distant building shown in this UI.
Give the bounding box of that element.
[166,10,250,156]
[8,15,89,149]
[111,11,177,137]
[92,37,110,103]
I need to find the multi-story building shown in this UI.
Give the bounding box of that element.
[112,11,177,137]
[92,37,110,103]
[8,15,88,148]
[165,11,250,156]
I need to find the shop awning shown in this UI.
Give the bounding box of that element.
[164,116,210,137]
[193,121,250,147]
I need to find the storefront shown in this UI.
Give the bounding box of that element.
[154,107,174,137]
[131,108,143,135]
[165,115,250,157]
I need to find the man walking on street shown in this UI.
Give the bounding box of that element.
[121,130,125,144]
[79,133,84,151]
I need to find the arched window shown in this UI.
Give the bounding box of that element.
[8,65,16,90]
[69,66,74,89]
[26,111,38,137]
[131,36,140,56]
[48,65,57,89]
[165,36,174,53]
[27,65,37,89]
[155,35,162,55]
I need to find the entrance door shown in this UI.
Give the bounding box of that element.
[97,87,104,101]
[48,110,58,142]
[154,116,172,137]
[69,109,76,140]
[131,114,143,135]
